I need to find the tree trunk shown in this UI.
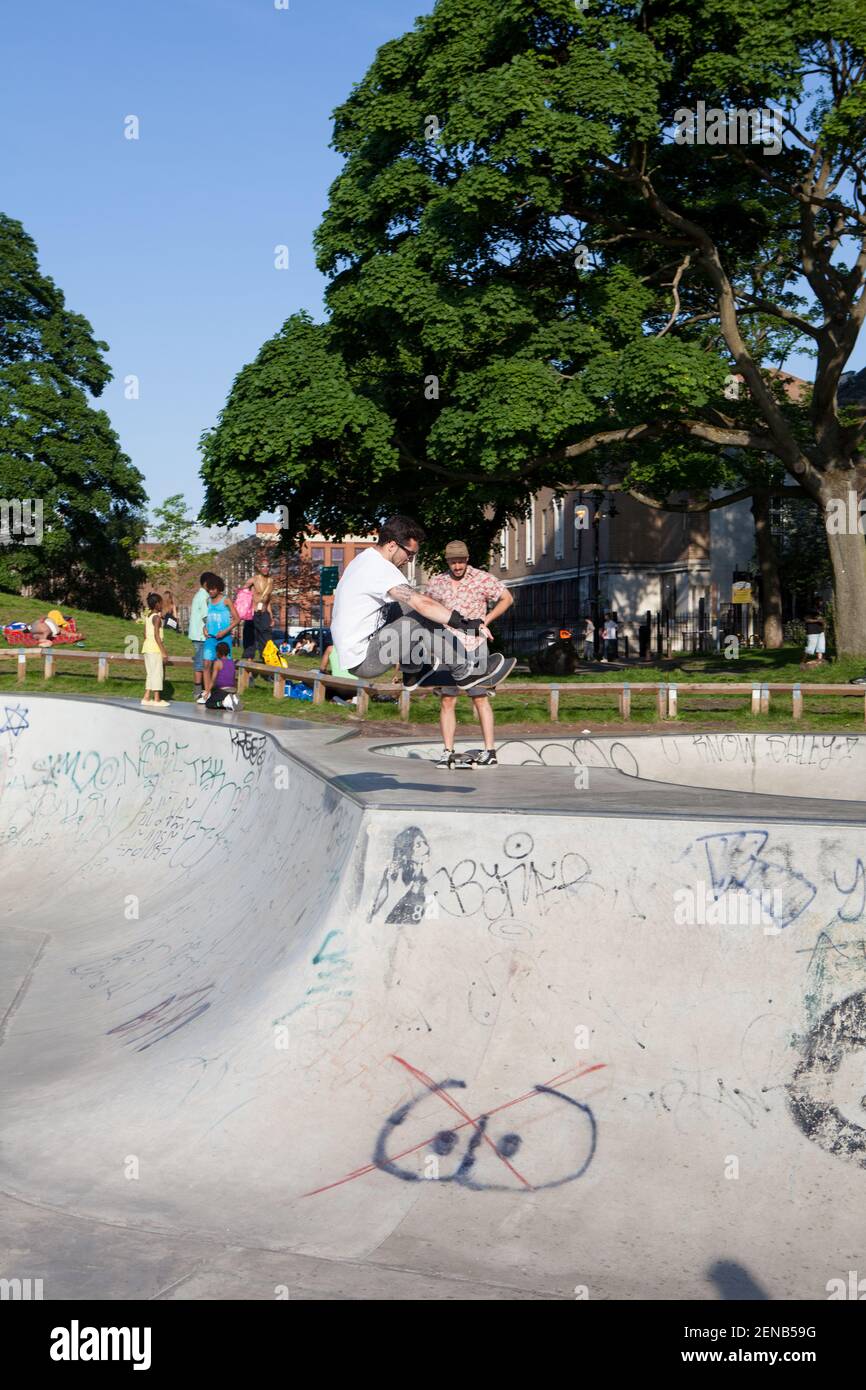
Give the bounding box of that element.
[751,491,784,648]
[821,479,866,658]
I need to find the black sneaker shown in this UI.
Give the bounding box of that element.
[453,654,515,692]
[434,748,458,769]
[402,658,441,692]
[473,749,498,768]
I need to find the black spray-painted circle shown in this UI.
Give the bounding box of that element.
[788,989,866,1165]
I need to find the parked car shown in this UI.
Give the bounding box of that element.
[285,627,332,653]
[526,627,578,676]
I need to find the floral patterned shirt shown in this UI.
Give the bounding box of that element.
[424,565,507,650]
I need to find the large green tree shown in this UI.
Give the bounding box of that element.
[0,213,147,615]
[201,0,866,652]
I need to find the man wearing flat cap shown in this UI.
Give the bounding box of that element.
[424,540,514,768]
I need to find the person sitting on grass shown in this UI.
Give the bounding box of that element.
[141,593,170,708]
[204,641,239,710]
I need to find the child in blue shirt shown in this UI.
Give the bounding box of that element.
[196,577,239,705]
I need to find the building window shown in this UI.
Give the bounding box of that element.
[287,604,300,625]
[553,498,564,560]
[330,546,345,575]
[499,526,509,570]
[311,546,325,566]
[512,520,519,563]
[541,505,548,556]
[525,500,535,564]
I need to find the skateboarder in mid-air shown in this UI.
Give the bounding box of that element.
[330,516,515,702]
[424,539,513,769]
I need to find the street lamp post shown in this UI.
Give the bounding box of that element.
[592,497,602,658]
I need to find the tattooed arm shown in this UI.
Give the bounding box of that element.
[388,583,455,627]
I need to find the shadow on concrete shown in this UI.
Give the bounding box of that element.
[707,1260,770,1300]
[334,772,477,796]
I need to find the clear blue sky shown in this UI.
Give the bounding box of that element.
[4,1,860,527]
[3,0,425,524]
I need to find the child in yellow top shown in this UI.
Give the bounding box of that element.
[142,592,170,707]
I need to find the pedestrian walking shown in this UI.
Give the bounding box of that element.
[602,613,618,662]
[801,604,826,666]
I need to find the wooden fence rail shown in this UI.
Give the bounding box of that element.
[2,648,864,722]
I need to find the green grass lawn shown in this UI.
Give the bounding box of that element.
[1,589,863,731]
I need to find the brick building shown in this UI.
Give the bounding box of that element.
[212,524,378,635]
[484,487,729,656]
[488,369,812,655]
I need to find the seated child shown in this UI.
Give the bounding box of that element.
[204,641,239,710]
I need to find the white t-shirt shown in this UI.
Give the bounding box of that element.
[603,620,617,640]
[331,547,408,670]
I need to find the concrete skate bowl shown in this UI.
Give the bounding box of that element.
[2,697,866,1300]
[371,730,866,801]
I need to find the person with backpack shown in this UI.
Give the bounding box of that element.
[162,590,180,632]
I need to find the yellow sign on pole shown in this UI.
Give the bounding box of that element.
[732,581,752,604]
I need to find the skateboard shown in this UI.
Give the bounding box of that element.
[412,655,516,692]
[435,748,487,770]
[454,748,484,767]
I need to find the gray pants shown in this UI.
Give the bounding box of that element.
[350,614,486,681]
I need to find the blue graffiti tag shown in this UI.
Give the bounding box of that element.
[696,830,817,929]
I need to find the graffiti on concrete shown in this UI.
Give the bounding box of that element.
[106,985,215,1052]
[431,831,599,923]
[789,989,866,1165]
[229,728,267,766]
[304,1055,605,1197]
[795,850,866,1034]
[2,726,262,869]
[373,1080,597,1192]
[499,736,640,778]
[272,929,354,1027]
[369,825,607,925]
[0,704,29,741]
[370,827,432,923]
[695,830,817,930]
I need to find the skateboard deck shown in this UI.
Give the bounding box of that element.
[454,748,484,766]
[412,656,515,691]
